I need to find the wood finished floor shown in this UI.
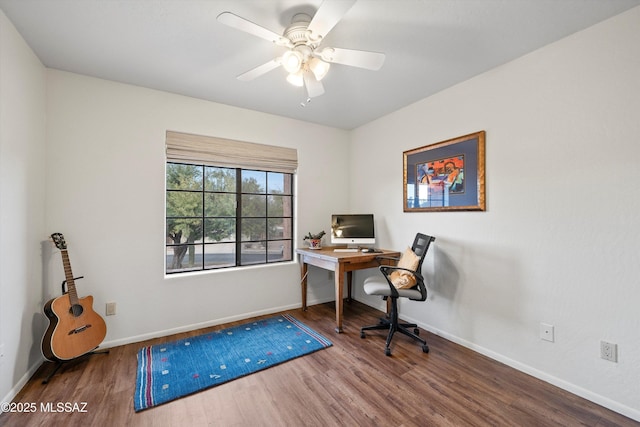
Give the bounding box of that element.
[1,301,637,427]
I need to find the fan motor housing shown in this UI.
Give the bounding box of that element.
[284,13,319,48]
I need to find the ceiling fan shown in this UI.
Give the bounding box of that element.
[217,0,385,101]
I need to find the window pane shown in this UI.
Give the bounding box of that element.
[205,193,236,217]
[267,172,291,195]
[267,195,287,217]
[205,218,235,242]
[166,164,294,274]
[267,172,283,194]
[167,219,203,243]
[240,242,266,265]
[205,167,236,192]
[268,218,291,240]
[241,218,266,242]
[241,194,266,217]
[204,243,235,269]
[267,240,292,262]
[242,170,266,193]
[167,219,187,243]
[166,191,203,217]
[167,163,202,191]
[166,244,201,273]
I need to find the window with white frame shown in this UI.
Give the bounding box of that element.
[165,131,296,274]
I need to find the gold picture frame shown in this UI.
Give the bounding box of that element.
[403,131,485,212]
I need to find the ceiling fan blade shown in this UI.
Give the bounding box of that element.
[237,59,281,81]
[320,47,385,70]
[303,72,325,98]
[217,12,291,46]
[307,0,357,41]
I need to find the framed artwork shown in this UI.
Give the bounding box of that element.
[403,131,485,212]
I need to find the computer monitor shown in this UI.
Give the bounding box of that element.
[330,214,375,246]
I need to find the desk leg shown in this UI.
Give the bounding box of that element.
[300,260,308,312]
[334,266,344,333]
[347,271,353,302]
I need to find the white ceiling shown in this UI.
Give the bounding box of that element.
[1,0,638,129]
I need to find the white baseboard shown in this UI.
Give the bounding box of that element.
[101,302,312,349]
[100,297,336,349]
[393,310,640,423]
[1,357,43,406]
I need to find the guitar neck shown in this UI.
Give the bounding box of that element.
[60,249,79,305]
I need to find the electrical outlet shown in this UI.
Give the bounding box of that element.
[540,323,554,342]
[105,302,117,316]
[600,341,618,362]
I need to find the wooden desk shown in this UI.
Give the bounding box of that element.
[296,247,400,333]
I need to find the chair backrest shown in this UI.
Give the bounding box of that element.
[411,233,436,272]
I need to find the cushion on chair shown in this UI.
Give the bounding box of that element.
[363,278,423,299]
[389,247,419,289]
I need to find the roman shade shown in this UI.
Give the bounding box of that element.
[166,130,298,174]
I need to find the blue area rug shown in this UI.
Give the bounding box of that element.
[134,314,332,411]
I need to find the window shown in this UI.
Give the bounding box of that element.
[166,163,294,273]
[164,131,297,275]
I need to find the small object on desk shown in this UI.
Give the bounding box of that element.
[334,248,359,253]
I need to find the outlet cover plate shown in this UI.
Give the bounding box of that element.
[540,323,554,342]
[600,341,618,362]
[105,302,116,316]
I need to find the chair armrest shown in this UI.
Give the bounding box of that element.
[379,266,427,300]
[377,265,400,298]
[380,265,424,282]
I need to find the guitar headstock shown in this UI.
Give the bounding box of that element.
[51,233,67,250]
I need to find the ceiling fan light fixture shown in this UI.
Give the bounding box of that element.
[319,47,336,62]
[308,57,330,81]
[305,29,322,45]
[286,71,304,87]
[282,50,303,74]
[219,1,385,100]
[275,37,293,47]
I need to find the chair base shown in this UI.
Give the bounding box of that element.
[361,311,429,356]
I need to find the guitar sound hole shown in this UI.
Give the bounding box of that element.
[69,304,84,317]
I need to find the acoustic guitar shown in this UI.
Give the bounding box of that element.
[42,233,107,362]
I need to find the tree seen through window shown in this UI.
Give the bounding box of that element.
[166,163,293,273]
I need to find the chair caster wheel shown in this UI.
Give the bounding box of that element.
[414,328,420,335]
[422,345,429,353]
[385,348,391,356]
[360,332,366,339]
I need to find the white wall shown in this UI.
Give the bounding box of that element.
[0,11,47,402]
[350,6,640,420]
[44,70,350,347]
[3,4,640,422]
[1,43,350,402]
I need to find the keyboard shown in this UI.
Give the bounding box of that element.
[333,248,359,253]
